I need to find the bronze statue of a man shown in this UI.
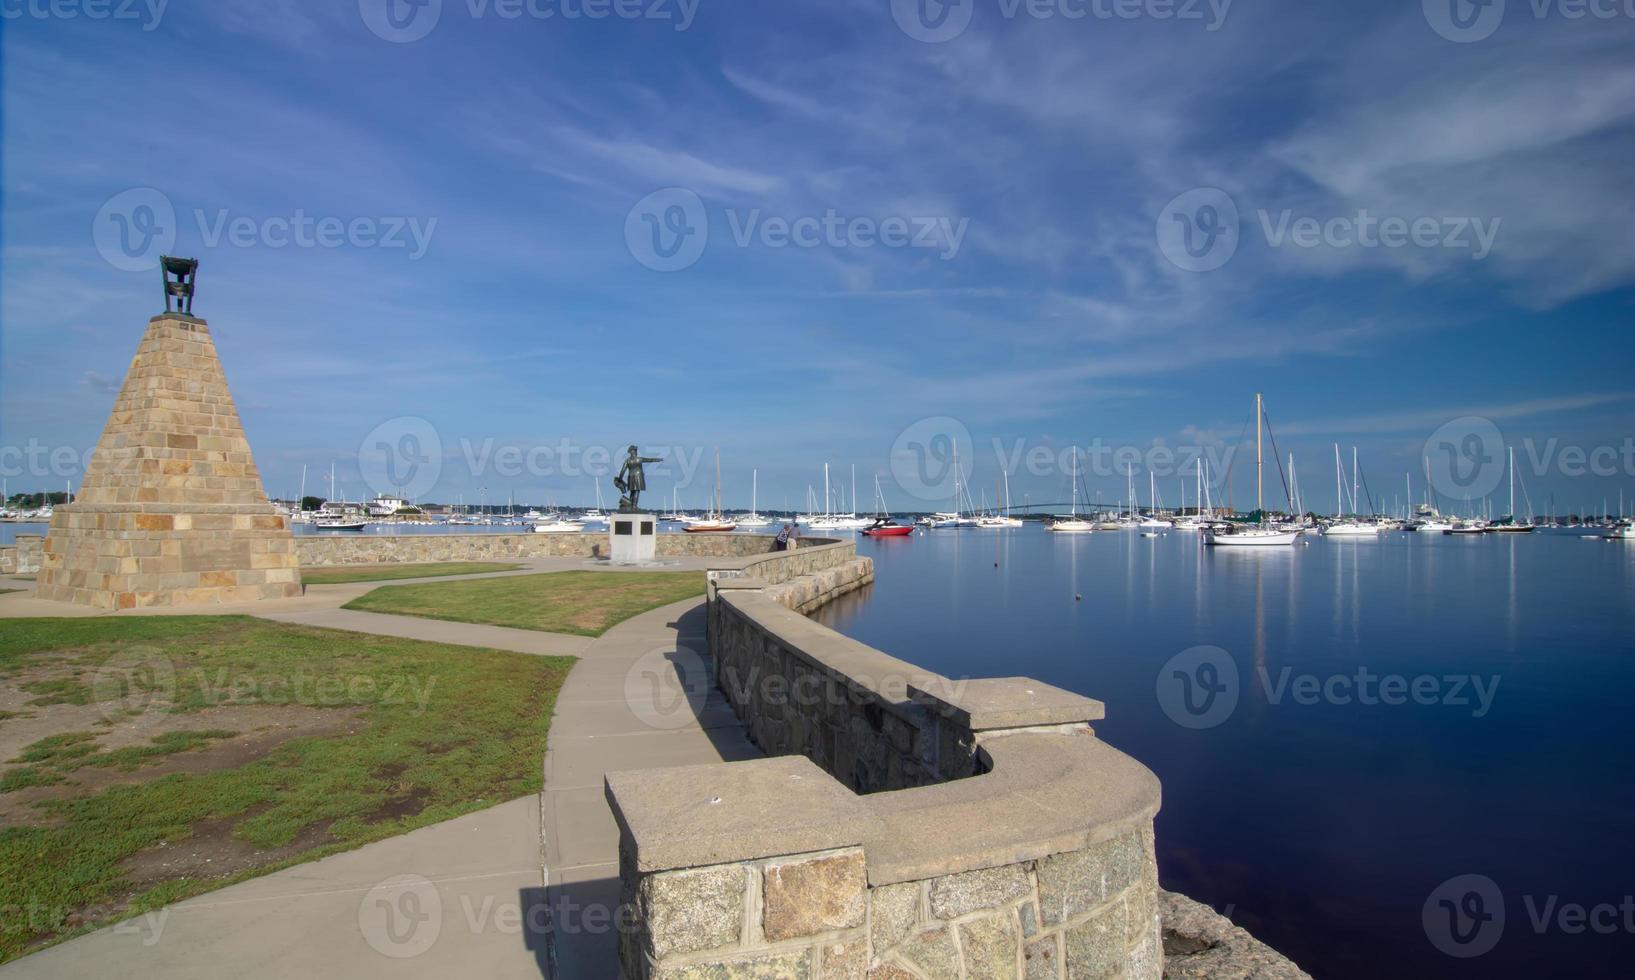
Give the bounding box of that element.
[613,445,663,512]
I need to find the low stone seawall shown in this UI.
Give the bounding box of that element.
[0,534,43,575]
[605,551,1170,979]
[711,538,875,614]
[295,531,815,566]
[603,541,1305,979]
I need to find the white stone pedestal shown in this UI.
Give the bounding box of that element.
[609,513,657,565]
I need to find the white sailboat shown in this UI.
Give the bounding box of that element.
[737,469,772,527]
[685,449,737,533]
[1206,394,1298,547]
[1325,446,1383,536]
[978,470,1024,527]
[919,442,977,528]
[1137,471,1173,529]
[1049,447,1094,533]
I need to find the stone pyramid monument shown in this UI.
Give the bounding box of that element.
[37,306,303,609]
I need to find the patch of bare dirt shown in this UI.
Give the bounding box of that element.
[118,807,338,891]
[0,702,366,825]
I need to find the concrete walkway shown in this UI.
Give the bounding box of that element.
[257,607,594,658]
[540,597,761,978]
[0,559,762,978]
[0,796,551,979]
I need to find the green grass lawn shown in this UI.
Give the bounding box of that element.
[0,616,572,962]
[343,570,706,635]
[299,561,523,585]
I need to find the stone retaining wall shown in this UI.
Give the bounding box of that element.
[296,531,816,566]
[0,535,43,575]
[606,554,1170,979]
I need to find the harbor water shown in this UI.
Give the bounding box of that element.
[815,524,1635,979]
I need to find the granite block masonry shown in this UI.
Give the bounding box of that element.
[36,314,303,609]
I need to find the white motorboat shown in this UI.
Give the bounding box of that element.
[1206,526,1300,547]
[316,519,368,531]
[1415,520,1454,533]
[532,520,586,533]
[1324,521,1383,536]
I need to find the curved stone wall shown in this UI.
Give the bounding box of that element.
[605,552,1167,979]
[295,530,807,566]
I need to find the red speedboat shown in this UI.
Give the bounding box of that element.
[862,518,912,537]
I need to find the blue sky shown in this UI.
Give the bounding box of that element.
[2,0,1634,516]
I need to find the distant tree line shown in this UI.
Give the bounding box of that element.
[5,492,70,509]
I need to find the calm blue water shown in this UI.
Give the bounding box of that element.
[812,525,1635,980]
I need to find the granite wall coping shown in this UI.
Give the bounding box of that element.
[608,730,1160,887]
[609,587,1160,887]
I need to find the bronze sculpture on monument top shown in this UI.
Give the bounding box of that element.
[613,445,663,512]
[161,255,200,317]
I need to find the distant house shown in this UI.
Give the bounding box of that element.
[367,494,411,517]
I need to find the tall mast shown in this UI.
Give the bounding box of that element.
[1255,392,1264,513]
[1352,447,1359,515]
[1070,446,1079,517]
[1334,444,1342,518]
[1509,446,1515,519]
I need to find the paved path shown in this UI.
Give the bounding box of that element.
[0,559,762,979]
[257,607,594,658]
[540,597,761,978]
[0,797,551,979]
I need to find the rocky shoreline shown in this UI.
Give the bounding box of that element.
[1161,891,1310,979]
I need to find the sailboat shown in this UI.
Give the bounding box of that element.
[1138,471,1173,529]
[1174,463,1206,530]
[1325,446,1384,536]
[737,469,772,527]
[1206,394,1298,547]
[919,442,977,528]
[977,470,1024,527]
[316,462,367,530]
[685,449,738,533]
[1488,447,1536,532]
[578,481,609,524]
[1049,447,1094,533]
